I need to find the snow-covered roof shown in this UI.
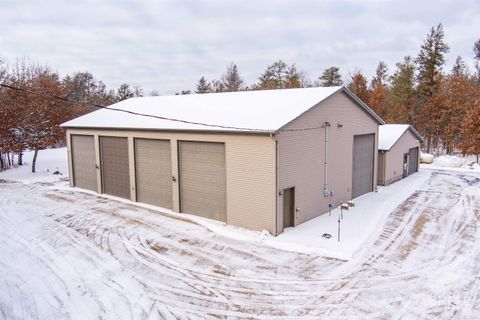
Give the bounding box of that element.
[378,124,424,151]
[61,86,383,133]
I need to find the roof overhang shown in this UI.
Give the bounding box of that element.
[275,86,385,133]
[341,87,385,125]
[62,126,275,136]
[408,125,424,143]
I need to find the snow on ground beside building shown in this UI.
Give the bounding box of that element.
[0,148,477,261]
[269,171,431,260]
[1,155,480,318]
[0,148,68,184]
[2,147,472,261]
[0,148,429,260]
[424,154,480,170]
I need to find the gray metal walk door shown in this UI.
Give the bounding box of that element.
[352,134,374,198]
[408,147,419,175]
[100,136,130,199]
[71,134,97,191]
[283,187,295,228]
[179,141,226,222]
[134,138,172,209]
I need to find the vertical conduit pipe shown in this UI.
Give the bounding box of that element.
[322,122,331,197]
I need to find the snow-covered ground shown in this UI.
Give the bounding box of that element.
[1,149,480,318]
[0,148,68,184]
[423,154,480,171]
[0,148,437,260]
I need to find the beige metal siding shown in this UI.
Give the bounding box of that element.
[134,138,172,209]
[384,131,421,185]
[277,91,379,232]
[99,136,131,199]
[179,141,226,222]
[352,134,375,198]
[71,134,97,191]
[66,129,277,234]
[377,151,386,185]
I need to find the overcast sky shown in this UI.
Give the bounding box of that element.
[1,0,479,94]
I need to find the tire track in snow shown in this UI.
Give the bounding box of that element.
[1,171,480,318]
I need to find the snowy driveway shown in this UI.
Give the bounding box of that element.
[1,169,480,319]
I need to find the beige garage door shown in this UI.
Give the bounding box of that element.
[352,134,375,198]
[134,138,172,209]
[100,136,130,199]
[71,134,97,191]
[179,141,226,222]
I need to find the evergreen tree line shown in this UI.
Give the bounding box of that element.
[1,23,480,172]
[193,24,480,159]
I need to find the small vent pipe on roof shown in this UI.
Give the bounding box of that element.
[322,122,331,198]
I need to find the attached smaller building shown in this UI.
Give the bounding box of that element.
[378,124,424,186]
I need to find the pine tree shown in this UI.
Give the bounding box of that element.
[416,23,450,97]
[318,66,343,86]
[175,90,191,95]
[389,57,417,124]
[116,83,134,101]
[256,60,304,90]
[415,23,450,152]
[284,64,302,88]
[257,60,284,89]
[368,61,389,119]
[474,39,480,80]
[222,63,244,92]
[211,79,225,93]
[451,56,467,76]
[347,70,369,103]
[133,85,144,97]
[62,72,115,108]
[371,62,388,87]
[195,76,211,94]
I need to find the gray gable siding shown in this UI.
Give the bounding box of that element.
[276,91,379,233]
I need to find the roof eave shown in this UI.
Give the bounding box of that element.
[408,125,424,143]
[275,86,385,133]
[341,87,385,125]
[62,126,275,135]
[275,86,344,133]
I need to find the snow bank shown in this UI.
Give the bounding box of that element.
[434,155,479,169]
[422,154,480,171]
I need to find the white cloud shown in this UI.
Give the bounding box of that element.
[1,0,479,94]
